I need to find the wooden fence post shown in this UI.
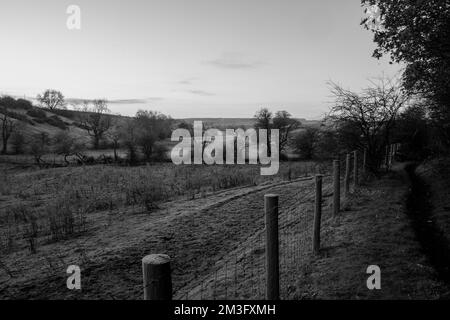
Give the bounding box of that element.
[353,150,358,189]
[385,145,389,170]
[142,254,172,300]
[333,160,340,216]
[265,194,279,300]
[363,149,367,176]
[389,144,393,167]
[344,153,350,198]
[313,175,323,255]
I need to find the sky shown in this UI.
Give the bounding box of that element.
[0,0,401,119]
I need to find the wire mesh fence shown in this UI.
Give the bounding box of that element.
[171,173,336,300]
[142,145,401,300]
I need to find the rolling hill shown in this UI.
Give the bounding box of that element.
[1,98,322,154]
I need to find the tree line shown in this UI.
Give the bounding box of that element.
[291,0,450,174]
[0,90,173,165]
[360,0,450,161]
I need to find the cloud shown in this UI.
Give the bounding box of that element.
[189,90,215,96]
[178,77,197,85]
[108,99,150,104]
[205,53,265,70]
[65,97,163,105]
[65,98,94,104]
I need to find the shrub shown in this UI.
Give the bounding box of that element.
[6,110,30,123]
[292,127,319,160]
[27,108,47,119]
[45,115,68,129]
[10,131,26,154]
[152,143,169,162]
[15,99,33,110]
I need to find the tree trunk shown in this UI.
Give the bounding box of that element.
[64,154,70,166]
[1,138,7,154]
[113,143,118,162]
[93,136,100,149]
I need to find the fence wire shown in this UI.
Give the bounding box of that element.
[160,146,399,300]
[173,173,335,300]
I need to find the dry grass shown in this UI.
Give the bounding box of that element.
[290,169,449,299]
[0,159,328,299]
[0,161,326,255]
[0,160,447,299]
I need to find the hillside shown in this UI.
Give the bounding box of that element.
[1,101,322,155]
[1,102,89,144]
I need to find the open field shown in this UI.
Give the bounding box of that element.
[0,159,330,299]
[1,159,448,299]
[0,160,326,252]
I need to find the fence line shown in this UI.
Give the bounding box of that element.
[344,153,351,198]
[333,160,340,216]
[143,145,400,300]
[264,194,280,300]
[312,175,322,255]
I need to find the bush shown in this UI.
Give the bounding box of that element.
[27,108,47,119]
[10,131,26,154]
[314,128,340,160]
[292,127,319,160]
[125,179,166,212]
[45,115,68,130]
[49,108,78,119]
[5,110,29,122]
[15,99,33,110]
[152,143,169,162]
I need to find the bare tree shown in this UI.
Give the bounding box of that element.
[107,121,122,162]
[328,77,409,171]
[120,118,139,164]
[53,131,84,165]
[254,108,300,153]
[135,110,172,161]
[254,108,272,130]
[10,130,26,154]
[0,102,16,154]
[30,133,51,166]
[37,90,66,110]
[273,110,300,152]
[78,99,111,149]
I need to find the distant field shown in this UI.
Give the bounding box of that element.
[181,117,321,130]
[0,149,129,166]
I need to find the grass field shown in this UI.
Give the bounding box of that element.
[0,159,330,299]
[1,159,449,299]
[0,160,326,255]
